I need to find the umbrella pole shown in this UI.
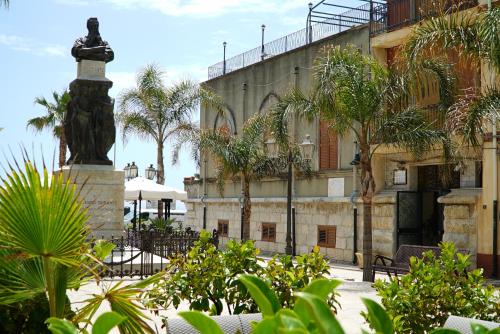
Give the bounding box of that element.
[133,200,137,231]
[138,191,142,232]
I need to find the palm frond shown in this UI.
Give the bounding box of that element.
[447,88,500,146]
[372,106,446,158]
[117,111,158,143]
[0,159,90,316]
[405,8,500,72]
[171,122,201,166]
[74,273,162,334]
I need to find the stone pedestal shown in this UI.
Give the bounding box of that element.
[58,165,124,239]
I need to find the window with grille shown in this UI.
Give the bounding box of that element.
[261,223,276,242]
[319,120,338,170]
[317,226,336,248]
[217,219,229,237]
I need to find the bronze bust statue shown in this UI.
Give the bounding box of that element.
[71,17,114,63]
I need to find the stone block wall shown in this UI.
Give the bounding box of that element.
[372,193,397,257]
[438,189,482,267]
[185,197,363,262]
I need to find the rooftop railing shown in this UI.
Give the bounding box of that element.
[370,0,478,36]
[207,3,371,80]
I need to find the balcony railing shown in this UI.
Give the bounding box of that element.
[207,3,370,80]
[370,0,478,36]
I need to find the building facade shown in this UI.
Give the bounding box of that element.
[184,0,499,275]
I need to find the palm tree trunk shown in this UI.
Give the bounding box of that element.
[157,141,165,218]
[59,125,67,169]
[360,141,375,282]
[242,175,251,240]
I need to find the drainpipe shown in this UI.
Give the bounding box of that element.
[487,0,498,278]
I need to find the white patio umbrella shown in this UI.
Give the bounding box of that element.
[124,177,187,201]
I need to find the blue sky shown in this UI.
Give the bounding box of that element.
[0,0,357,196]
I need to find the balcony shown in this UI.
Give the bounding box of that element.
[370,0,478,36]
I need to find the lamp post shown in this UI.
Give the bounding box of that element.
[223,41,227,75]
[261,24,266,61]
[350,141,360,264]
[145,164,156,180]
[266,135,314,255]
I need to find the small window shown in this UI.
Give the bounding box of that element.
[261,223,276,242]
[317,226,336,248]
[218,219,229,237]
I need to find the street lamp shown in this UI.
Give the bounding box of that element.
[129,162,138,179]
[266,134,315,255]
[264,137,278,158]
[223,41,227,75]
[261,24,266,60]
[124,163,131,180]
[145,164,156,180]
[299,134,314,160]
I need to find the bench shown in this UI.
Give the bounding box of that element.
[371,244,469,281]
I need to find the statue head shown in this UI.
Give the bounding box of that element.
[86,17,99,36]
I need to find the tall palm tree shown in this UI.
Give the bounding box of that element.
[405,7,500,145]
[117,64,222,217]
[195,114,289,240]
[27,90,70,168]
[272,46,452,281]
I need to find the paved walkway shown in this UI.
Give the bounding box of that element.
[67,263,381,334]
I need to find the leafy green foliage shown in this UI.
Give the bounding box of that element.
[146,235,337,316]
[0,160,91,316]
[263,246,339,312]
[46,311,125,334]
[74,273,162,334]
[372,242,500,333]
[0,293,72,334]
[178,311,225,334]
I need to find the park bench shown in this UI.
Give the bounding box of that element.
[165,313,262,334]
[371,244,469,281]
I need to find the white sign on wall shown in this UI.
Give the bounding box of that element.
[328,178,344,197]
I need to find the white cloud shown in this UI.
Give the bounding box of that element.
[0,34,67,57]
[56,0,310,17]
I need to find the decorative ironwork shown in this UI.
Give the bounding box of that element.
[95,227,219,278]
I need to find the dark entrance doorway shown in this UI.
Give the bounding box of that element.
[396,165,460,248]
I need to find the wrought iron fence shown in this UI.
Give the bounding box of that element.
[207,3,370,80]
[96,227,219,278]
[370,0,478,36]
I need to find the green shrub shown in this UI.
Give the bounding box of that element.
[372,242,500,333]
[146,234,338,315]
[264,246,339,312]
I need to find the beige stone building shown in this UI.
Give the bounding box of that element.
[184,0,499,276]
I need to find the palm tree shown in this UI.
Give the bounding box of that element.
[117,64,223,217]
[405,7,500,145]
[27,90,70,168]
[272,46,452,281]
[195,114,285,240]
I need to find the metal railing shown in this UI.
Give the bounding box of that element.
[96,227,219,278]
[370,0,478,36]
[207,3,370,80]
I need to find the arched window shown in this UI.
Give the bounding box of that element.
[213,106,237,135]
